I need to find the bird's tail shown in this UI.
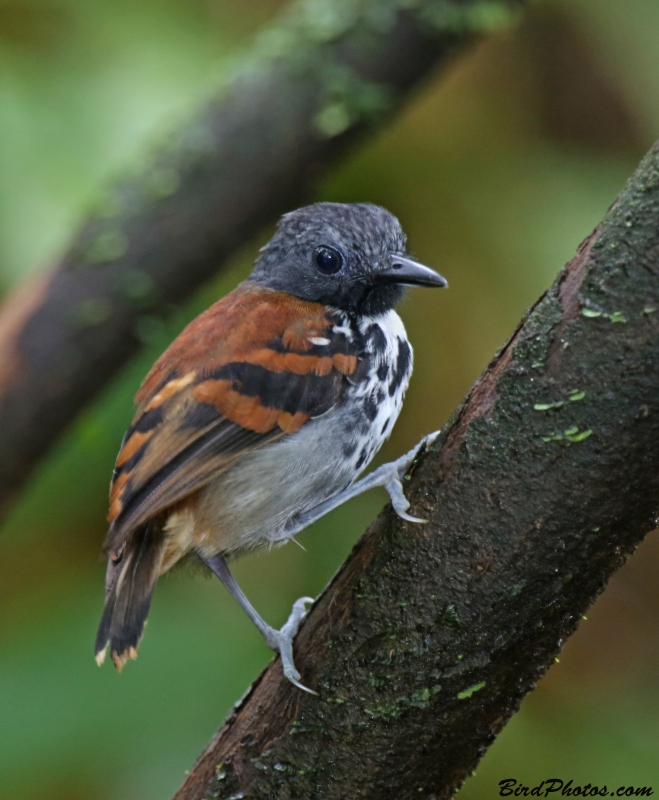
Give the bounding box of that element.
[95,522,165,671]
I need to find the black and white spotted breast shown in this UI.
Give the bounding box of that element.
[338,309,414,475]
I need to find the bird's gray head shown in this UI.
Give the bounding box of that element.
[250,202,447,316]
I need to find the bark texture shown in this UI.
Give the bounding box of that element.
[0,0,527,520]
[173,142,659,800]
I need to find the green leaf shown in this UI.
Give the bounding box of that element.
[565,428,593,443]
[534,401,564,411]
[457,682,486,700]
[541,432,564,442]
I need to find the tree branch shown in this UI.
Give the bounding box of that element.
[0,0,527,520]
[172,141,659,799]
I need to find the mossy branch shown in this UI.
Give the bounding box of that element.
[172,141,659,799]
[0,0,527,520]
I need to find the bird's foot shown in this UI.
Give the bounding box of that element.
[368,429,440,523]
[266,596,316,694]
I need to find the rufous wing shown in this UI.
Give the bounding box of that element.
[104,281,361,555]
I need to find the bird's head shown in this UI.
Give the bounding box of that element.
[250,202,447,316]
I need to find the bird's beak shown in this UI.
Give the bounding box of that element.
[376,255,448,288]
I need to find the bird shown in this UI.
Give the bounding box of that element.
[95,201,447,692]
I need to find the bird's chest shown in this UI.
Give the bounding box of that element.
[337,310,413,475]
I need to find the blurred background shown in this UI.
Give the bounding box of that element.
[1,0,659,797]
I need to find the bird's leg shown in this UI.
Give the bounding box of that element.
[202,431,439,692]
[203,553,316,694]
[285,430,441,537]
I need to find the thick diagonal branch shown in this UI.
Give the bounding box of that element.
[0,0,527,520]
[172,142,659,800]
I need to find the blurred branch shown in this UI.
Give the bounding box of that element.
[173,142,659,799]
[0,0,527,521]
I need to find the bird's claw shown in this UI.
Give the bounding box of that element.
[385,470,428,524]
[381,430,440,523]
[277,596,317,694]
[284,667,318,695]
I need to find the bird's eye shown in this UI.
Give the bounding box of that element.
[312,245,343,275]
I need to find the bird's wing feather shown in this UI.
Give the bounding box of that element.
[104,281,361,555]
